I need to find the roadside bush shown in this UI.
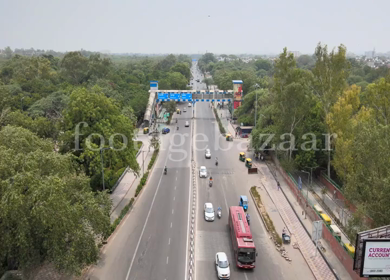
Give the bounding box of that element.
[213,107,226,134]
[148,149,159,170]
[250,186,282,245]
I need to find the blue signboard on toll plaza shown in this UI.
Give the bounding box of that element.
[169,93,180,100]
[181,93,192,101]
[157,93,169,101]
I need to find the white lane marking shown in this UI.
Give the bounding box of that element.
[173,196,175,201]
[176,177,177,181]
[244,273,249,280]
[172,209,174,214]
[166,256,169,264]
[185,112,194,280]
[170,222,172,228]
[125,151,171,280]
[168,238,171,245]
[175,186,176,190]
[176,170,178,173]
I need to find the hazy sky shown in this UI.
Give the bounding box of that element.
[1,0,389,54]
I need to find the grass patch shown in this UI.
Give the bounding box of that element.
[250,186,283,245]
[110,197,135,234]
[213,107,226,134]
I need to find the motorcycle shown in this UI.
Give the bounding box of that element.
[246,214,251,225]
[215,161,218,166]
[209,180,213,187]
[177,126,179,130]
[217,208,222,219]
[164,168,167,175]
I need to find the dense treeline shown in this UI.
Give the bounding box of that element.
[0,50,192,276]
[200,45,390,240]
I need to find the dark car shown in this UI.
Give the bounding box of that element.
[162,127,170,134]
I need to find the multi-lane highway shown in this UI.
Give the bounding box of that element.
[193,101,289,280]
[88,61,313,280]
[88,102,193,280]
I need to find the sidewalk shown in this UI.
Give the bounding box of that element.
[256,161,353,280]
[109,133,154,223]
[291,172,351,246]
[254,161,339,280]
[255,185,316,279]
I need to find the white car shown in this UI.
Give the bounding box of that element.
[204,203,215,221]
[205,149,211,159]
[215,252,230,279]
[199,166,207,178]
[183,108,187,112]
[188,103,192,107]
[185,121,189,127]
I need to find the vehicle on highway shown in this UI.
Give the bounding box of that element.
[229,206,257,268]
[176,108,181,114]
[162,127,170,134]
[204,202,215,221]
[239,195,248,211]
[205,149,211,159]
[184,108,187,112]
[245,158,252,168]
[185,121,189,127]
[196,79,200,82]
[215,252,230,279]
[143,127,149,134]
[188,103,192,107]
[239,152,245,161]
[199,166,207,178]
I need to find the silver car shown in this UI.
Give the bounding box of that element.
[205,149,211,159]
[199,166,207,178]
[204,203,215,221]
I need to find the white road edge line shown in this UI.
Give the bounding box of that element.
[125,149,171,280]
[184,107,194,280]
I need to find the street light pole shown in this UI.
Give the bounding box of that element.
[100,147,111,191]
[305,165,319,188]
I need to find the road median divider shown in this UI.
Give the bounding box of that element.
[250,186,283,245]
[213,107,226,135]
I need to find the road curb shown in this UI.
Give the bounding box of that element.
[249,189,269,232]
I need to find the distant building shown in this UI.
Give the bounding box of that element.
[288,51,301,58]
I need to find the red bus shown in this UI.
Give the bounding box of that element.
[229,206,257,268]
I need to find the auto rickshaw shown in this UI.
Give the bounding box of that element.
[320,213,332,226]
[343,243,355,258]
[226,134,232,141]
[143,127,149,134]
[245,158,252,168]
[239,195,248,211]
[329,225,342,242]
[176,108,181,114]
[239,152,245,162]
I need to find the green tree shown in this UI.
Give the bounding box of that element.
[171,62,191,81]
[60,52,89,84]
[0,126,111,275]
[311,43,350,178]
[61,87,139,189]
[159,72,188,90]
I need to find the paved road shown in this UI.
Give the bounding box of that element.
[88,103,192,280]
[194,102,288,280]
[190,61,207,91]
